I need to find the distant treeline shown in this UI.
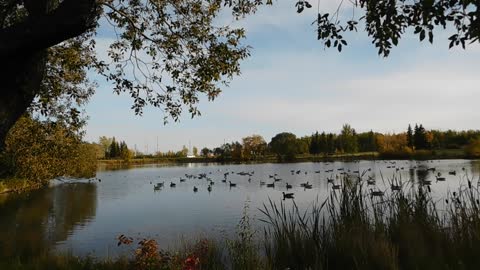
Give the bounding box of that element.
[118,124,480,162]
[183,124,479,161]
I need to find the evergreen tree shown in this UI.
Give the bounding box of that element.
[327,133,336,154]
[309,132,320,155]
[319,132,327,154]
[407,124,414,148]
[414,124,428,150]
[109,137,117,158]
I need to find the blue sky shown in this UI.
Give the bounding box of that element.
[84,1,480,153]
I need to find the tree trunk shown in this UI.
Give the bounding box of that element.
[0,52,47,151]
[0,0,99,151]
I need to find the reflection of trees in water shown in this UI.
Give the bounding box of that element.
[0,183,97,259]
[470,160,480,176]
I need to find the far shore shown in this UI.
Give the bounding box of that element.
[97,149,471,167]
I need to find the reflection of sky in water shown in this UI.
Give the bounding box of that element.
[2,160,480,258]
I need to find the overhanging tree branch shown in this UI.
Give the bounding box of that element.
[0,0,99,59]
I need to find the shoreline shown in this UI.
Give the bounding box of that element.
[97,149,471,167]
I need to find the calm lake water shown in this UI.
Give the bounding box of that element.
[1,159,480,258]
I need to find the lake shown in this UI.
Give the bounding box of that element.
[1,159,479,259]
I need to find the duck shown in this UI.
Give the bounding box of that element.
[180,178,186,182]
[207,185,212,192]
[436,176,446,181]
[193,186,198,192]
[259,181,266,186]
[229,181,237,187]
[267,182,275,188]
[170,182,176,187]
[282,192,294,199]
[286,183,293,189]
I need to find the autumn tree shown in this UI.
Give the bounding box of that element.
[99,136,113,158]
[242,134,267,160]
[339,124,358,153]
[0,116,96,181]
[465,138,480,157]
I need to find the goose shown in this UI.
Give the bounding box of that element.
[370,189,384,197]
[327,178,334,183]
[304,183,313,189]
[282,192,294,199]
[274,177,282,182]
[448,171,456,176]
[300,181,309,187]
[153,185,161,191]
[229,181,237,187]
[421,180,432,185]
[170,182,176,187]
[286,183,293,189]
[154,182,164,189]
[180,178,186,182]
[391,184,401,191]
[193,186,198,192]
[332,184,341,190]
[221,178,227,183]
[207,185,212,192]
[436,176,446,181]
[266,182,275,188]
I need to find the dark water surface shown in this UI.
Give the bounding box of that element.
[1,160,479,258]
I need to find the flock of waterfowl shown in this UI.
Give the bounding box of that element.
[149,160,473,200]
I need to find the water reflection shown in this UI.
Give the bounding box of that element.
[0,159,479,259]
[0,183,97,258]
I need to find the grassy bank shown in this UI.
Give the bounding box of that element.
[3,174,480,269]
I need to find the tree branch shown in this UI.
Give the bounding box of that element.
[0,0,99,59]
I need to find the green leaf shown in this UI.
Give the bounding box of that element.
[420,30,425,41]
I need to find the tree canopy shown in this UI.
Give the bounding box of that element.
[1,0,479,150]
